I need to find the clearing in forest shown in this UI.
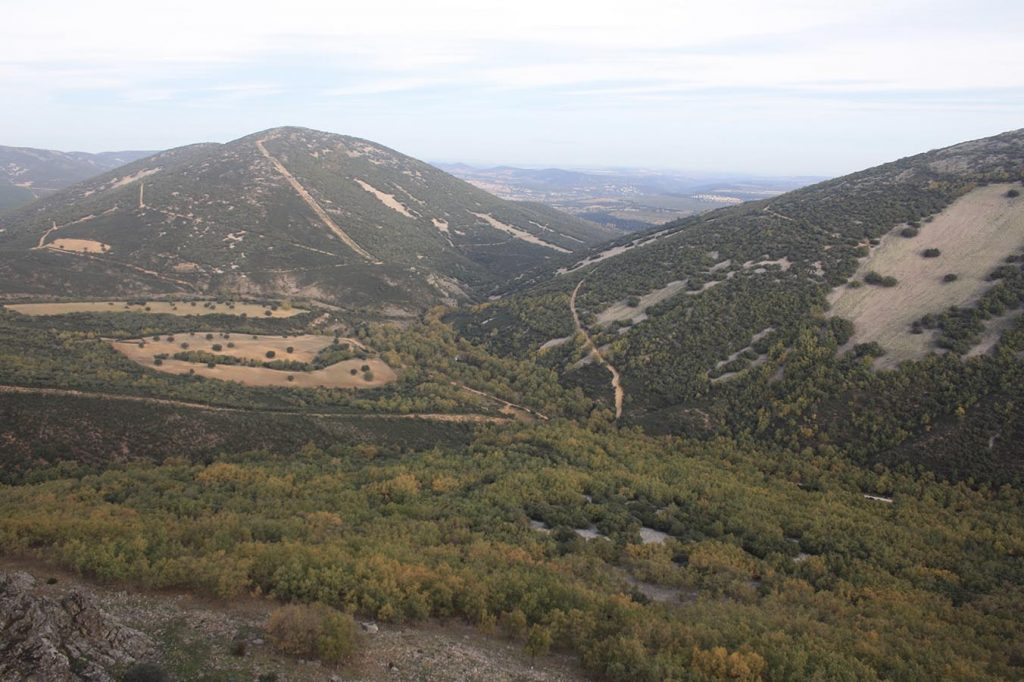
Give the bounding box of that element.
[4,300,307,318]
[43,238,111,253]
[470,212,571,253]
[828,183,1024,367]
[111,333,396,389]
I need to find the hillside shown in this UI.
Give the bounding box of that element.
[0,130,1023,682]
[0,144,154,212]
[456,129,1024,482]
[0,127,619,312]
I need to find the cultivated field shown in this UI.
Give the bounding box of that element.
[4,300,307,317]
[828,184,1024,367]
[111,333,396,389]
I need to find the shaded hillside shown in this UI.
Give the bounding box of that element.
[456,128,1024,482]
[0,144,154,212]
[0,127,619,312]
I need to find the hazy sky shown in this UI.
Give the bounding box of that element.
[2,0,1021,175]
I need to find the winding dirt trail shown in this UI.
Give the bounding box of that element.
[36,222,59,249]
[255,137,382,264]
[452,382,549,421]
[570,280,624,418]
[0,385,510,424]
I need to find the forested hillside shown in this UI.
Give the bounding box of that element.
[1,421,1022,680]
[1,130,1023,681]
[0,144,153,212]
[0,127,619,313]
[455,129,1024,484]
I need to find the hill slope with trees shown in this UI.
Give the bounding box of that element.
[455,129,1024,483]
[0,127,619,313]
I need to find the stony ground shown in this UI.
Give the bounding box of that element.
[0,558,587,682]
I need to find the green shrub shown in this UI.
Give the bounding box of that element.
[864,271,898,287]
[922,248,941,258]
[265,603,360,663]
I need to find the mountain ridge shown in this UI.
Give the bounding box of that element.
[0,126,620,313]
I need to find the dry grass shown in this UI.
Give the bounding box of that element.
[120,333,361,364]
[111,333,396,389]
[5,300,307,318]
[828,184,1024,367]
[596,280,688,326]
[44,238,110,253]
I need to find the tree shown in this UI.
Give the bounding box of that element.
[525,624,552,661]
[923,248,941,258]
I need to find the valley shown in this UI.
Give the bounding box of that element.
[0,126,1023,682]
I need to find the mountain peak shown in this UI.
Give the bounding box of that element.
[0,128,620,312]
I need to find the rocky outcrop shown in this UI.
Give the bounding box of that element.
[0,571,154,681]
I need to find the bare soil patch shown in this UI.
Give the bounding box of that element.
[470,212,570,254]
[355,178,417,218]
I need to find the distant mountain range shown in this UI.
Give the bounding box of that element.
[0,145,155,212]
[438,162,823,230]
[0,127,620,313]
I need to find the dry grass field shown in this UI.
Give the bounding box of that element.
[5,300,307,318]
[121,333,363,363]
[828,184,1024,367]
[111,333,396,389]
[43,238,111,253]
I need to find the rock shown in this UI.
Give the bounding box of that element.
[0,571,154,681]
[360,621,379,634]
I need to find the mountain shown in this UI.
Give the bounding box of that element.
[438,162,822,229]
[0,145,155,212]
[455,128,1024,482]
[0,127,620,312]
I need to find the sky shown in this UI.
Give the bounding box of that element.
[1,0,1022,176]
